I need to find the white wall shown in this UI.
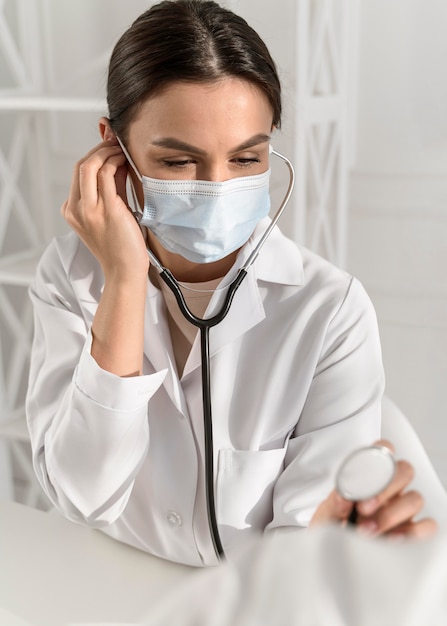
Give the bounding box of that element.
[348,0,447,483]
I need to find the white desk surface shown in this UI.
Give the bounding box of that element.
[0,500,194,626]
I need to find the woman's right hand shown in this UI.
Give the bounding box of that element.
[61,139,149,281]
[62,139,150,377]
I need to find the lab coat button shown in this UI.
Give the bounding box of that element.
[167,511,182,527]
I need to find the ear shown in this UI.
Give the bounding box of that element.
[99,117,116,141]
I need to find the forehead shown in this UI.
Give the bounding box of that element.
[128,78,273,146]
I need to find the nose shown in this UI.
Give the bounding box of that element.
[196,163,229,183]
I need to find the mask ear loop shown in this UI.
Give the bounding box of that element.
[116,137,295,276]
[115,135,146,218]
[117,136,210,275]
[115,136,142,183]
[115,136,166,271]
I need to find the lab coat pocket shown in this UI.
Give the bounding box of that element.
[217,447,286,531]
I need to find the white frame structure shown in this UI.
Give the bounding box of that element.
[0,0,53,505]
[0,0,105,505]
[293,0,351,268]
[0,0,354,505]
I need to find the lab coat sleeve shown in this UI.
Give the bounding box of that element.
[26,239,167,525]
[266,276,385,531]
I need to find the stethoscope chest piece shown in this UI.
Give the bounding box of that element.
[336,444,396,502]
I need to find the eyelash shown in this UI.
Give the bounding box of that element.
[161,158,261,169]
[234,158,261,168]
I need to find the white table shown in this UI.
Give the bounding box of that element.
[3,500,447,626]
[0,500,193,626]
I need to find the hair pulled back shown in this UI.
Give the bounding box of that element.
[107,0,281,140]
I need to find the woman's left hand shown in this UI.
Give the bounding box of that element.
[310,440,438,539]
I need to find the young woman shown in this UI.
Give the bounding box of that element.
[26,0,436,567]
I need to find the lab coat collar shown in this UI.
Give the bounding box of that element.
[181,258,265,377]
[240,217,304,287]
[144,219,304,392]
[184,219,304,378]
[179,220,300,376]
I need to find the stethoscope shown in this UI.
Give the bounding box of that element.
[130,145,295,561]
[336,444,396,525]
[122,138,396,558]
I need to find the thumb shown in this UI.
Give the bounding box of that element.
[310,489,354,527]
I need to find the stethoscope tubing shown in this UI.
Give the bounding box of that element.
[158,268,248,559]
[148,149,295,561]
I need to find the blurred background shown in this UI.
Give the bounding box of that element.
[0,0,446,507]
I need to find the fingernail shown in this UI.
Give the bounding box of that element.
[359,497,379,515]
[358,520,378,537]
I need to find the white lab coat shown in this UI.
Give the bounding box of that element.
[26,218,384,566]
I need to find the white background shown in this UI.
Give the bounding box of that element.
[1,0,446,486]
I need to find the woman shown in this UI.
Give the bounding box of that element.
[26,0,436,567]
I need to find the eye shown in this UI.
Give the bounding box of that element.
[161,159,196,168]
[232,157,261,168]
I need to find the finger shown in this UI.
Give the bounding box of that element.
[77,144,124,207]
[358,490,424,537]
[68,140,120,194]
[61,198,69,220]
[81,138,120,159]
[374,439,395,454]
[63,143,124,228]
[356,459,414,517]
[115,163,129,203]
[310,489,354,527]
[386,517,438,540]
[97,152,126,205]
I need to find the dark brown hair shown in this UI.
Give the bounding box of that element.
[107,0,281,140]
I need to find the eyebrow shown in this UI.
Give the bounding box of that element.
[151,133,271,155]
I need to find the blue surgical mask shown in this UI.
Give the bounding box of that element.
[118,139,271,264]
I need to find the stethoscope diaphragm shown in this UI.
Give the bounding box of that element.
[336,444,396,502]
